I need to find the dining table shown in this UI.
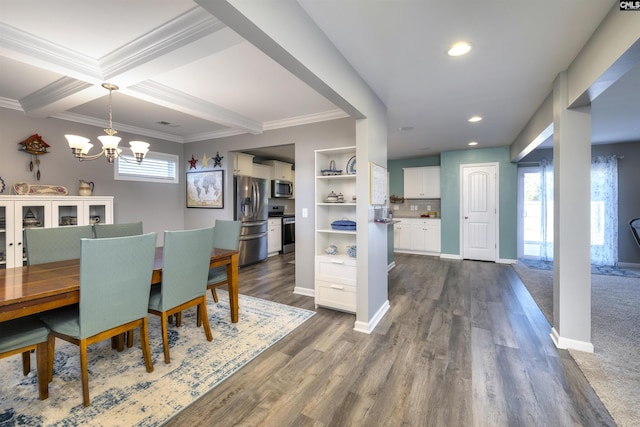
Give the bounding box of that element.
[0,247,240,324]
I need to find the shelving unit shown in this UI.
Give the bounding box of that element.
[314,146,357,313]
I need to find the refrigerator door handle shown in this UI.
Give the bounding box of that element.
[240,231,268,240]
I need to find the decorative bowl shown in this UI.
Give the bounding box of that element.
[325,244,338,255]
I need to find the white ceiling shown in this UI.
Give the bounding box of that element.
[0,0,637,163]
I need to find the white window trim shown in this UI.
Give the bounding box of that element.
[114,151,180,184]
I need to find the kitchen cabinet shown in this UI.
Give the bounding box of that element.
[314,146,357,313]
[393,220,412,250]
[403,166,440,199]
[0,196,114,268]
[267,218,282,256]
[262,160,293,181]
[233,152,254,176]
[394,218,441,255]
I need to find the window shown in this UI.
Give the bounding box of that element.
[114,152,179,183]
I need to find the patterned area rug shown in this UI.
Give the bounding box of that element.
[0,291,315,426]
[518,257,640,278]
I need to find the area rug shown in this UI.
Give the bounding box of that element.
[0,291,315,426]
[512,262,640,427]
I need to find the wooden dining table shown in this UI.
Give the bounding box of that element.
[0,247,239,324]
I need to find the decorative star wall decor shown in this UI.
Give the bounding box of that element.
[188,154,198,170]
[213,151,224,168]
[201,153,209,168]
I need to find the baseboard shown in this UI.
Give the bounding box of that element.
[293,287,314,298]
[550,327,594,353]
[498,258,517,264]
[353,300,390,334]
[440,253,462,260]
[387,261,396,272]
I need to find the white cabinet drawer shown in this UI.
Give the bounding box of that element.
[316,279,356,312]
[315,255,356,284]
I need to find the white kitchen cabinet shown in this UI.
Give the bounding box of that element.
[314,146,357,313]
[394,218,441,255]
[393,220,412,250]
[0,195,114,268]
[262,160,293,181]
[403,166,440,199]
[267,218,282,256]
[251,163,271,181]
[233,152,254,176]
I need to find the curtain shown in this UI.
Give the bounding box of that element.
[591,155,618,266]
[539,159,554,261]
[531,155,618,266]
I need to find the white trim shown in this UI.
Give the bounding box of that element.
[498,258,517,264]
[440,253,463,260]
[550,327,594,353]
[293,286,314,297]
[387,261,396,272]
[353,300,390,334]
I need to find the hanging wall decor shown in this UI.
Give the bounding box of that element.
[213,151,224,168]
[201,153,209,168]
[19,133,50,181]
[188,154,198,170]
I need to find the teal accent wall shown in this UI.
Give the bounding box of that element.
[440,147,517,259]
[388,156,440,197]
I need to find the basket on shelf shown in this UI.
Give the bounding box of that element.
[389,195,405,204]
[331,219,356,230]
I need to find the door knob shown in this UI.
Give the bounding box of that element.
[464,216,468,219]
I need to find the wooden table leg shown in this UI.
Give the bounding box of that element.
[228,253,239,323]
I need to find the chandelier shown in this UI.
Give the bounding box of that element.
[65,83,150,164]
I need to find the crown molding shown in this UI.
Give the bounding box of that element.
[264,109,350,131]
[0,97,22,111]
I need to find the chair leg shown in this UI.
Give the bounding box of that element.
[79,339,90,407]
[36,341,49,400]
[176,312,182,327]
[139,318,154,373]
[197,305,202,327]
[161,313,171,364]
[199,296,213,342]
[22,351,31,376]
[127,329,134,348]
[47,335,55,383]
[210,287,219,303]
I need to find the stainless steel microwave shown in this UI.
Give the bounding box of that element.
[271,179,293,198]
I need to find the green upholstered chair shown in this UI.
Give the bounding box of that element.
[0,316,51,400]
[24,225,93,265]
[207,220,241,302]
[94,221,143,238]
[148,227,214,364]
[40,232,157,407]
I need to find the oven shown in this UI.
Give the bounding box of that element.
[282,215,295,254]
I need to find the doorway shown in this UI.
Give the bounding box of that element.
[461,163,498,261]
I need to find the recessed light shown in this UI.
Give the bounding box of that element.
[447,41,472,57]
[468,141,478,146]
[468,116,482,122]
[399,126,414,131]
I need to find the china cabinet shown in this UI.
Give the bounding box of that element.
[403,166,441,198]
[0,196,113,268]
[314,147,357,313]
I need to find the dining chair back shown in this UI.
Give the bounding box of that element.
[94,221,143,238]
[24,225,93,265]
[148,227,214,363]
[0,316,51,400]
[40,232,157,406]
[207,220,242,302]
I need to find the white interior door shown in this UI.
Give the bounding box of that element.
[461,163,498,261]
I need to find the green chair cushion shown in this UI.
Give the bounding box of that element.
[207,266,228,285]
[0,316,50,353]
[39,306,81,339]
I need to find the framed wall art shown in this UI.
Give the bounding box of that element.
[186,170,224,208]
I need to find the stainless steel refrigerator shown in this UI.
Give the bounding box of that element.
[234,176,268,266]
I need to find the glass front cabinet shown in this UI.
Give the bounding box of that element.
[0,196,113,269]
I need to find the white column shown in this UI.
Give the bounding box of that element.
[550,71,593,353]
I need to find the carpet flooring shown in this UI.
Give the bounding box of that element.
[0,291,315,426]
[512,261,640,427]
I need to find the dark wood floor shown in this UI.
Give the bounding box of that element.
[166,253,615,427]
